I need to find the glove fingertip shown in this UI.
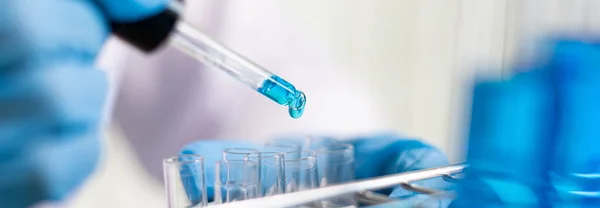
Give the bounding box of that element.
[96,0,170,22]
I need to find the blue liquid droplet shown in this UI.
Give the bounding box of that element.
[258,76,306,119]
[288,91,306,119]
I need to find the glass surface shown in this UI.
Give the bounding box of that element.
[283,151,319,192]
[214,160,260,204]
[163,154,208,208]
[246,152,286,197]
[222,148,260,161]
[283,150,321,208]
[311,139,357,208]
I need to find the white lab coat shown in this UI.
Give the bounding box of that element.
[99,0,387,181]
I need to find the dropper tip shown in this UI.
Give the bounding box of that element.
[288,91,306,119]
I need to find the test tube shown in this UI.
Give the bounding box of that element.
[110,1,307,119]
[283,151,321,208]
[246,152,287,197]
[163,154,208,208]
[214,160,260,204]
[311,142,355,186]
[222,148,260,161]
[283,151,319,192]
[304,138,357,207]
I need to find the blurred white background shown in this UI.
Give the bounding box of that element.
[66,0,599,207]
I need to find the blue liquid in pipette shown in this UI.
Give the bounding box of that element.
[257,76,306,119]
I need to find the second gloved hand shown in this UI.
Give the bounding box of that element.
[347,133,452,198]
[348,133,454,207]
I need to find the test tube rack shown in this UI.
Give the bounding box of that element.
[206,164,466,208]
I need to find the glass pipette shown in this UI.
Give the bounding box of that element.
[109,1,306,118]
[170,21,306,118]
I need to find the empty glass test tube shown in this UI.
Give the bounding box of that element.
[245,152,287,197]
[283,150,319,192]
[163,154,208,208]
[283,150,321,208]
[306,139,355,186]
[214,160,260,204]
[314,142,357,207]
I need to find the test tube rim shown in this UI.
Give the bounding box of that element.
[223,147,260,154]
[163,154,204,165]
[246,152,285,159]
[265,140,302,149]
[223,147,261,154]
[222,148,260,160]
[216,159,259,166]
[283,150,317,162]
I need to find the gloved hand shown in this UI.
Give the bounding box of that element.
[348,133,451,199]
[349,133,454,208]
[0,1,168,207]
[180,133,451,204]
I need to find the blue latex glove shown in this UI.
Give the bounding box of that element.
[181,133,451,204]
[0,1,168,207]
[348,133,451,199]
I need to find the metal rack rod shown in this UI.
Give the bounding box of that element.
[357,191,397,205]
[207,164,466,208]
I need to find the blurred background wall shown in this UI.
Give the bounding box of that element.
[284,0,598,163]
[66,0,600,207]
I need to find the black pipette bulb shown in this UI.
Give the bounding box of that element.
[108,2,181,52]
